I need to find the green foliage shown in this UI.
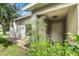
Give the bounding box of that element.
[25,24,32,36]
[25,16,47,42]
[0,3,17,34]
[35,17,47,42]
[26,41,79,56]
[64,45,78,56]
[64,33,79,48]
[63,33,79,55]
[0,4,17,20]
[47,42,65,56]
[68,33,79,43]
[72,34,79,43]
[26,41,49,56]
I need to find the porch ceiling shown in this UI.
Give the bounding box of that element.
[44,6,70,20]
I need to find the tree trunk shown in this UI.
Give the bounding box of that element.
[2,24,6,34]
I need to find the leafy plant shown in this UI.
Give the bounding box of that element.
[0,3,17,34]
[64,33,79,48]
[26,41,79,56]
[25,24,32,36]
[26,41,49,56]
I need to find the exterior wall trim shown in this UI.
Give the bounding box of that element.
[34,4,77,15]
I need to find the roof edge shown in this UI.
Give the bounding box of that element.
[22,3,37,10]
[14,13,31,21]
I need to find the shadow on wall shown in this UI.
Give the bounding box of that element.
[0,37,13,48]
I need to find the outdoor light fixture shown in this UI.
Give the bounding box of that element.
[52,15,58,18]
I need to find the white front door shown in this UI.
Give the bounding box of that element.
[51,23,63,42]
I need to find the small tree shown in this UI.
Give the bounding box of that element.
[35,16,47,42]
[25,16,47,42]
[0,3,17,34]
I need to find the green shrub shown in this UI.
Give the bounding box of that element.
[26,41,79,56]
[64,33,79,49]
[26,41,49,56]
[47,42,65,56]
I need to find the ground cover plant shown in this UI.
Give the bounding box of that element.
[26,41,79,56]
[25,32,79,56]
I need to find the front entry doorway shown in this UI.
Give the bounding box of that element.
[45,19,65,43]
[51,22,63,42]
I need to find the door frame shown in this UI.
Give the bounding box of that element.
[45,18,66,43]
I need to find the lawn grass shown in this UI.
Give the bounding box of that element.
[0,31,26,56]
[0,44,26,56]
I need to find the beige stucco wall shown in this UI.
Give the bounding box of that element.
[16,17,31,25]
[24,17,31,25]
[66,4,78,34]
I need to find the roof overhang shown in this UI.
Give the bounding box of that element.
[35,3,77,15]
[16,3,77,21]
[22,3,77,14]
[22,3,49,11]
[14,13,31,21]
[22,3,37,10]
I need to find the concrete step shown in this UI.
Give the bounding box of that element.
[16,39,29,49]
[17,43,27,49]
[8,38,30,49]
[16,40,26,45]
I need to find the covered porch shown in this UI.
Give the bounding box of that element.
[36,4,78,42]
